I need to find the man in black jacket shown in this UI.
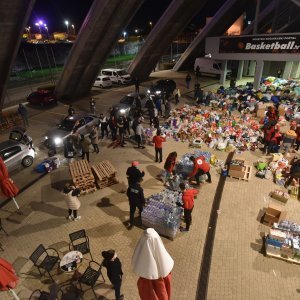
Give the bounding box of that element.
[126,161,145,186]
[127,182,145,226]
[102,250,124,300]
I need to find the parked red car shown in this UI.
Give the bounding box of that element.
[27,90,57,106]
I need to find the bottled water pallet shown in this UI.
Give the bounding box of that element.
[142,219,177,241]
[91,160,117,189]
[69,159,96,194]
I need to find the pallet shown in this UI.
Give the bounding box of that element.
[69,160,96,194]
[91,160,117,189]
[228,165,252,181]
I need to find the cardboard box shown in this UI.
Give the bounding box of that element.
[228,169,245,178]
[270,192,289,204]
[263,203,286,226]
[229,158,245,171]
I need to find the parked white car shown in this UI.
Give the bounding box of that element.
[94,75,112,88]
[100,68,132,85]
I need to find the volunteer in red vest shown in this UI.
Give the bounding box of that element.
[152,130,166,163]
[178,183,198,232]
[188,155,212,185]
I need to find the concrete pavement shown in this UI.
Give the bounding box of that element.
[2,71,299,300]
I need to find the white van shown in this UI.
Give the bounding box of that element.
[94,75,112,88]
[194,58,231,77]
[100,68,132,85]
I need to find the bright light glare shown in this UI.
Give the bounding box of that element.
[120,109,126,114]
[39,20,43,25]
[65,20,69,25]
[54,137,62,145]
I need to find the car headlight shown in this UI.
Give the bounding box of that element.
[119,109,126,114]
[156,91,161,95]
[45,136,48,140]
[54,137,62,145]
[147,90,150,93]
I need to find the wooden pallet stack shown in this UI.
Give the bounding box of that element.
[228,156,252,181]
[91,160,117,189]
[69,160,97,195]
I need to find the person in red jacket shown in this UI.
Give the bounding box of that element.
[188,156,212,185]
[152,130,166,163]
[178,182,198,232]
[163,152,177,183]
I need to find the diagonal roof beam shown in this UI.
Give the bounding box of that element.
[127,0,210,81]
[173,0,249,71]
[55,0,144,100]
[289,0,300,7]
[243,1,277,35]
[0,0,35,109]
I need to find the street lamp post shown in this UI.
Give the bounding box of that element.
[71,24,75,35]
[149,21,152,31]
[123,31,127,40]
[65,20,69,34]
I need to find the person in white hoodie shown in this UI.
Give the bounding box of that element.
[132,228,174,300]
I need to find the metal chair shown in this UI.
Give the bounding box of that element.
[69,229,93,261]
[29,244,60,281]
[78,260,105,298]
[28,283,60,300]
[0,218,8,236]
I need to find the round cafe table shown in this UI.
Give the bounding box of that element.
[60,251,83,273]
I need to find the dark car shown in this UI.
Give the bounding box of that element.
[44,113,99,150]
[112,93,147,118]
[147,79,176,98]
[27,90,57,106]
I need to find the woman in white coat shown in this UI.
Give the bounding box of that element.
[63,183,81,221]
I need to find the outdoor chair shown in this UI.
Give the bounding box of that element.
[69,229,93,261]
[29,244,60,281]
[28,283,61,300]
[78,260,105,298]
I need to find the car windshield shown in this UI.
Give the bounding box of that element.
[116,70,127,76]
[120,96,134,105]
[59,119,76,131]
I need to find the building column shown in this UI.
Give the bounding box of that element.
[253,60,264,90]
[236,60,244,80]
[291,61,300,79]
[248,61,256,76]
[282,61,293,79]
[243,60,249,76]
[220,60,227,86]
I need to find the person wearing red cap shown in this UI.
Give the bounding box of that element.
[188,155,212,186]
[126,161,145,187]
[152,130,166,163]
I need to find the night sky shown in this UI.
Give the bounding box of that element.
[28,0,227,34]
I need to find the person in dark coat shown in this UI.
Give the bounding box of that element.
[68,105,75,116]
[126,161,145,186]
[63,136,75,164]
[164,100,171,119]
[185,73,192,89]
[109,116,117,141]
[117,117,125,147]
[18,103,29,127]
[102,250,124,300]
[127,182,145,227]
[134,77,140,94]
[79,134,91,162]
[99,113,109,139]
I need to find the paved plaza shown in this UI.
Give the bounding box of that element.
[1,72,300,300]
